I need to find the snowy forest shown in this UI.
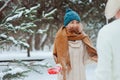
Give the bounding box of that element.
[0,0,107,53]
[0,0,108,80]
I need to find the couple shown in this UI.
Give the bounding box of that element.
[53,0,120,80]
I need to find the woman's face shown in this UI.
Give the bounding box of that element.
[66,20,83,34]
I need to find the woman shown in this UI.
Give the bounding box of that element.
[53,8,97,80]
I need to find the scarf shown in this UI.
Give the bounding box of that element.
[53,27,97,80]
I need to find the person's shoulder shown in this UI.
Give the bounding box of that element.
[98,23,111,37]
[55,26,65,38]
[109,19,120,26]
[99,19,120,34]
[98,24,108,35]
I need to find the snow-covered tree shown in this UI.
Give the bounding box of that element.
[0,0,107,51]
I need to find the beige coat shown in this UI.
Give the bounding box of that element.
[58,40,90,80]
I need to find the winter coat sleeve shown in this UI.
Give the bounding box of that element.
[95,30,113,80]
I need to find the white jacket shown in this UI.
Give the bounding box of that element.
[95,19,120,80]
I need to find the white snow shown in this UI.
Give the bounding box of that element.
[43,9,57,18]
[30,4,40,11]
[20,23,37,29]
[37,29,46,34]
[0,51,52,61]
[89,0,92,3]
[25,4,40,14]
[0,67,25,77]
[6,12,23,22]
[0,50,97,80]
[0,34,7,38]
[18,41,29,48]
[8,37,17,44]
[37,24,49,34]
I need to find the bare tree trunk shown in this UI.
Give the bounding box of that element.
[27,35,33,57]
[27,47,30,57]
[40,24,51,50]
[40,34,47,50]
[34,34,41,50]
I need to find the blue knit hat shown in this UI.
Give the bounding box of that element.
[64,8,81,27]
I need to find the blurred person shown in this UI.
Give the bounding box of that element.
[95,0,120,80]
[53,8,97,80]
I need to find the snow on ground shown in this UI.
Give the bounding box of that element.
[0,50,52,61]
[0,50,97,80]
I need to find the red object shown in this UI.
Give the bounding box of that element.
[48,66,62,75]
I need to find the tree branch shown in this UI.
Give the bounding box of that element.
[0,0,12,13]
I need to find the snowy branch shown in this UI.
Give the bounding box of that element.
[1,6,18,24]
[37,24,49,34]
[42,8,57,18]
[0,67,29,80]
[0,0,12,13]
[82,7,95,19]
[89,0,92,3]
[6,11,23,22]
